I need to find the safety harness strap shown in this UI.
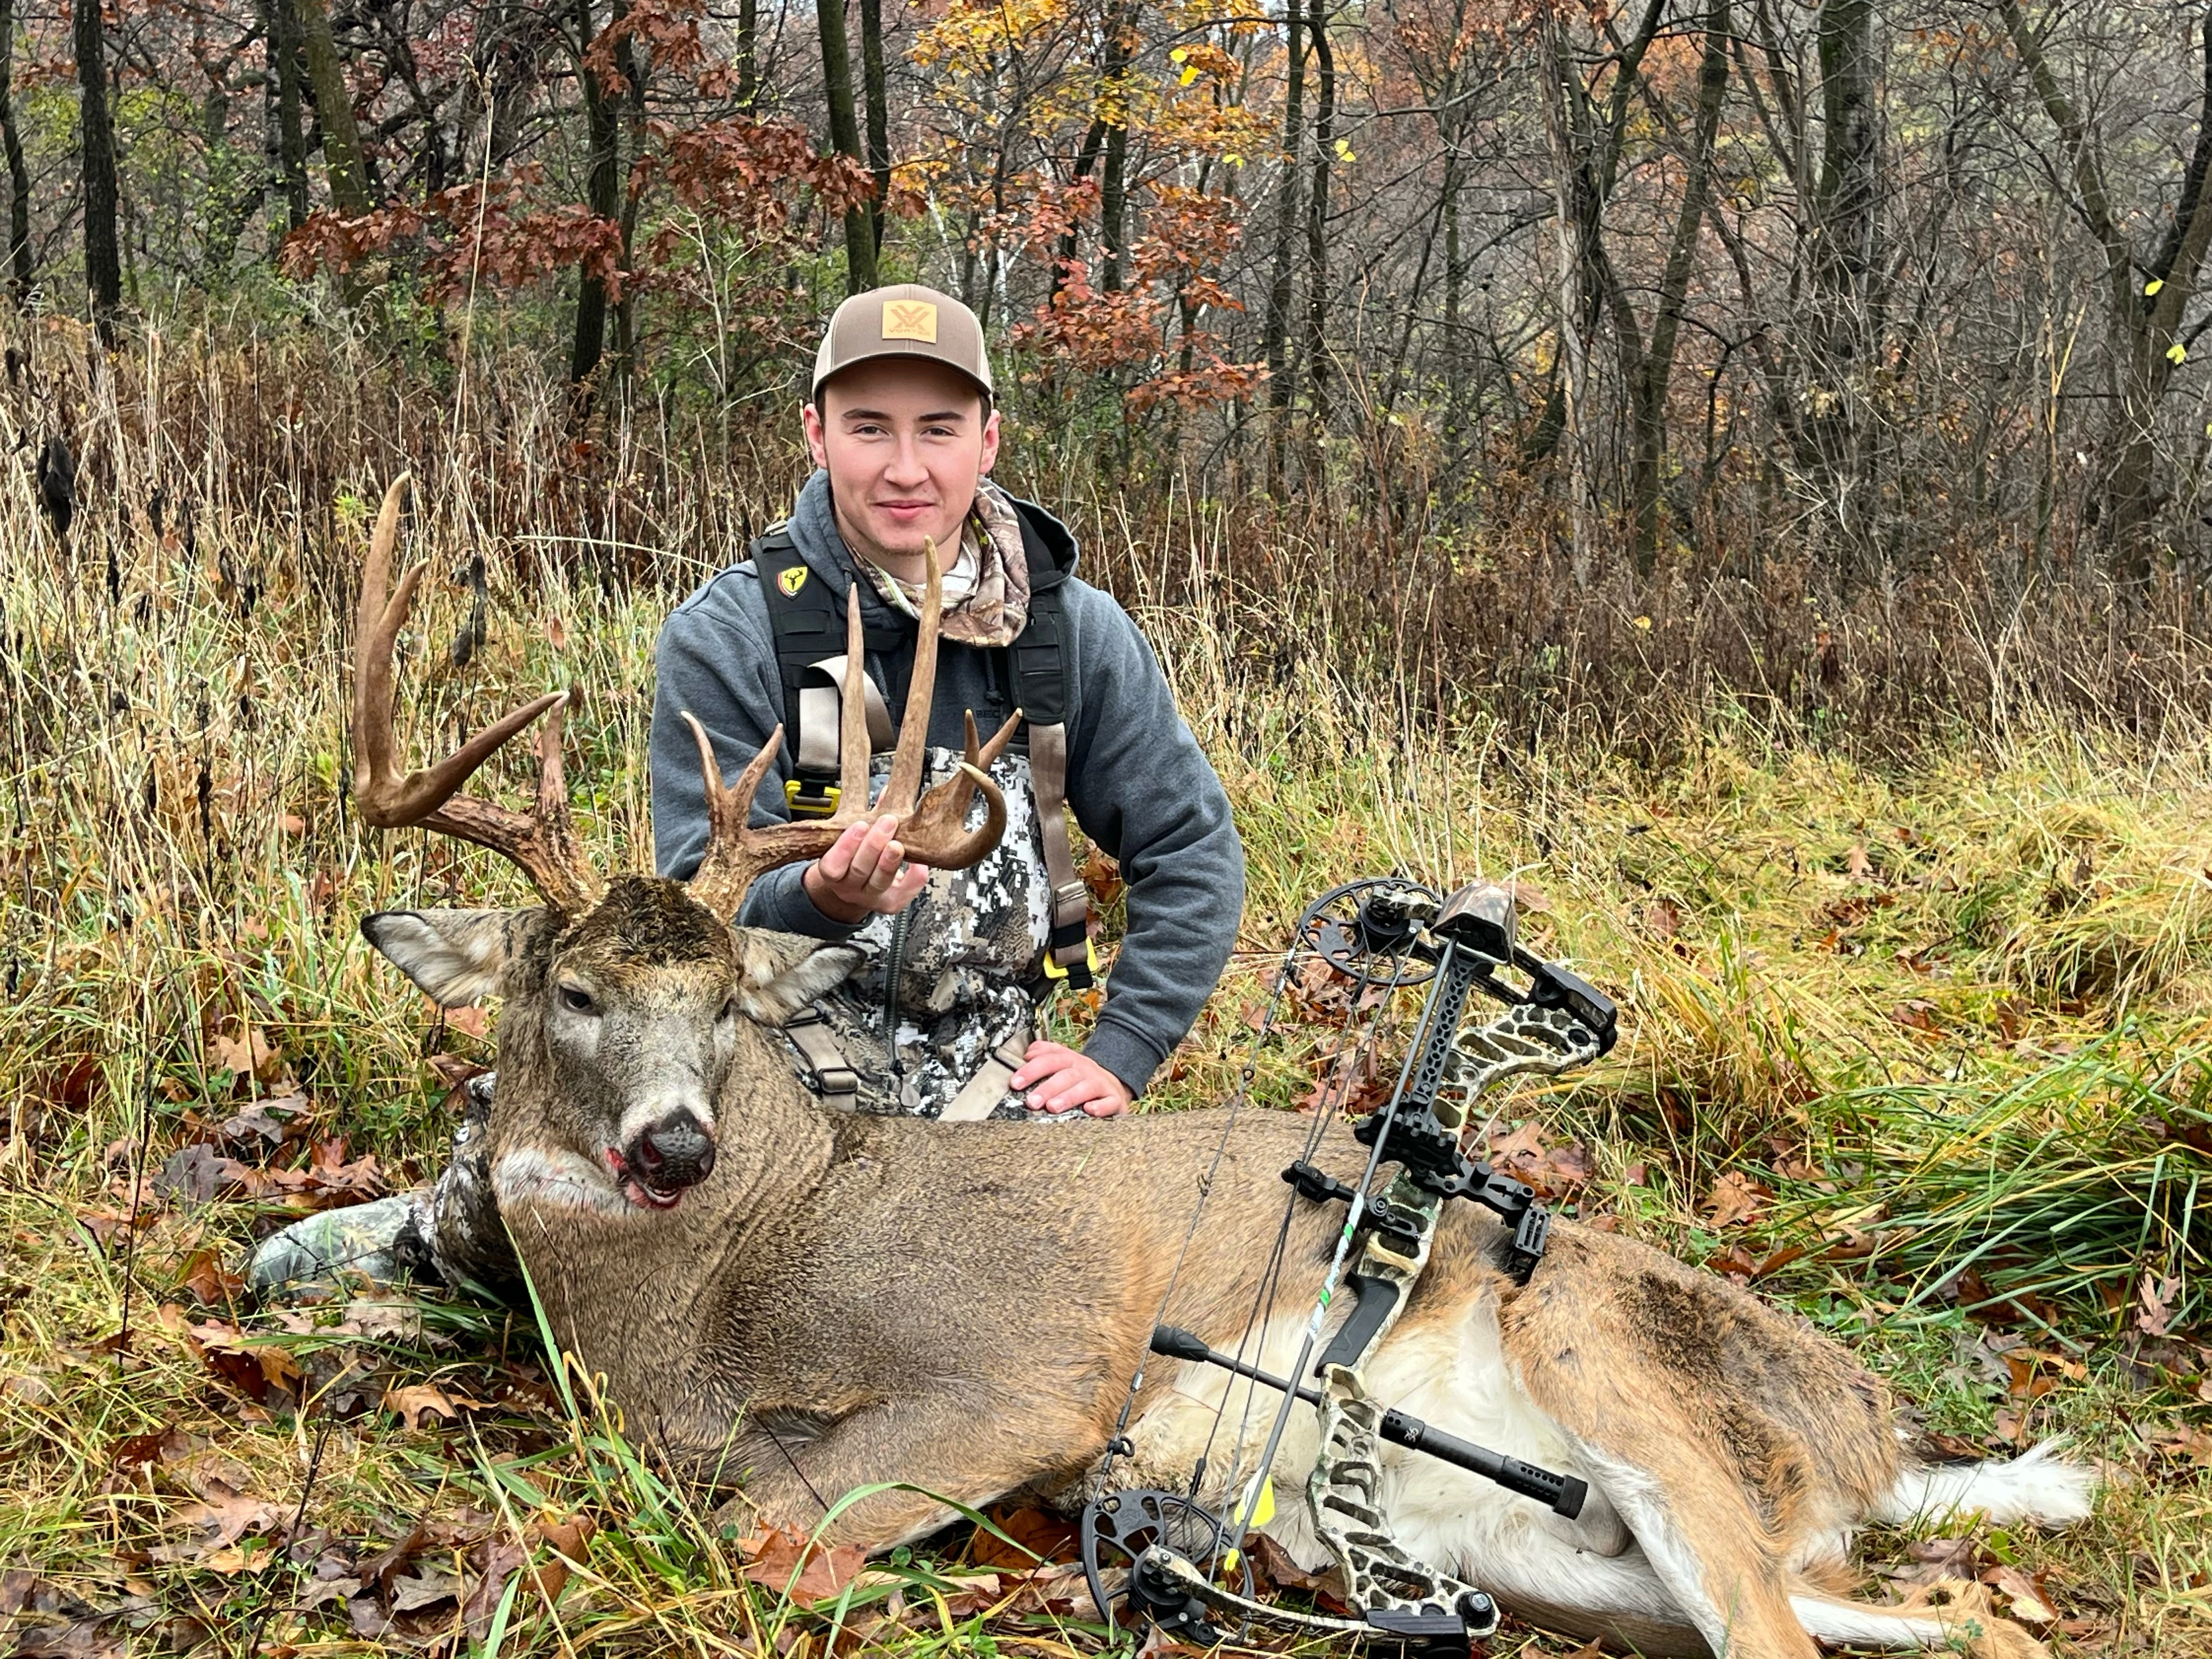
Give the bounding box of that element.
[755,527,909,816]
[781,1009,858,1110]
[796,656,894,775]
[939,1026,1034,1121]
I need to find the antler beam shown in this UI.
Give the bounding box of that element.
[353,474,605,916]
[683,537,1020,922]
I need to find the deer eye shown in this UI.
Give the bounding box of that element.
[557,983,600,1016]
[716,996,738,1024]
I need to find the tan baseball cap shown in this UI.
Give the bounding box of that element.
[811,283,994,402]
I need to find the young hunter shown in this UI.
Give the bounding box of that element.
[249,284,1245,1296]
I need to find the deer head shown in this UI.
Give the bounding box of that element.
[350,476,1019,1209]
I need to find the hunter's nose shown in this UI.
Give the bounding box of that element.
[630,1111,716,1191]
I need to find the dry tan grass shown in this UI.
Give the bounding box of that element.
[0,319,2205,1655]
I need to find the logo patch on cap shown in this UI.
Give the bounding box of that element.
[882,300,939,343]
[777,566,809,597]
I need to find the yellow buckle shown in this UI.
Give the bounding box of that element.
[786,777,840,817]
[1041,936,1102,981]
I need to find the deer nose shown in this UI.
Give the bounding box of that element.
[629,1111,716,1192]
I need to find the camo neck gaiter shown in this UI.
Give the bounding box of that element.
[853,478,1031,650]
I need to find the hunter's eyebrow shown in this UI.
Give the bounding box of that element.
[840,407,967,424]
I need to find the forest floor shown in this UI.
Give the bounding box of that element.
[0,492,2207,1658]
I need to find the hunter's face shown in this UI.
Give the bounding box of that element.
[805,359,1000,568]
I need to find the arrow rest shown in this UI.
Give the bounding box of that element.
[1079,876,1617,1655]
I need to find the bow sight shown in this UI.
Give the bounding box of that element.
[1080,877,1618,1657]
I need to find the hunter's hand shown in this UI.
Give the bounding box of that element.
[803,814,932,924]
[1013,1041,1132,1117]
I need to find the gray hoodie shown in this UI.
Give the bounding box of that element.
[650,470,1244,1097]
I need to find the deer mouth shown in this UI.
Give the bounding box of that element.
[603,1148,687,1210]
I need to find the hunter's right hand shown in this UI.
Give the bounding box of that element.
[803,812,932,923]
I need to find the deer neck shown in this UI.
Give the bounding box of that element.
[485,1025,841,1426]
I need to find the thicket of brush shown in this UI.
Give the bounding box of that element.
[0,317,2208,1654]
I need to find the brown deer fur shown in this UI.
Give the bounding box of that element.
[365,876,2093,1659]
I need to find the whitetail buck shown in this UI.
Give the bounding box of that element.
[348,478,2094,1658]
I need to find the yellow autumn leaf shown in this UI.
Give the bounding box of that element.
[1180,65,1199,84]
[1169,46,1187,60]
[2170,342,2188,364]
[2147,278,2164,295]
[1633,615,1654,630]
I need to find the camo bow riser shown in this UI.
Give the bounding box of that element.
[1090,879,1620,1653]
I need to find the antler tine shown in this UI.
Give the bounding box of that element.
[830,580,873,825]
[876,536,944,817]
[682,713,842,920]
[680,546,1023,922]
[351,473,605,915]
[894,707,1023,863]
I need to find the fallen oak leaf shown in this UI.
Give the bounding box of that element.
[359,1525,428,1593]
[109,1423,194,1470]
[1980,1564,2057,1624]
[1701,1170,1772,1228]
[1879,1536,1982,1588]
[739,1523,868,1604]
[461,1539,529,1638]
[381,1381,495,1427]
[147,1478,281,1566]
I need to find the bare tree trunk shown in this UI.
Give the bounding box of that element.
[1262,0,1305,491]
[737,0,758,106]
[1441,145,1463,450]
[1099,4,1136,291]
[1809,0,1878,584]
[268,0,311,233]
[73,0,120,341]
[0,0,31,301]
[2000,0,2212,583]
[1626,0,1730,574]
[1051,117,1105,300]
[1302,0,1335,441]
[290,0,371,216]
[1537,5,1595,588]
[569,0,619,391]
[817,0,877,292]
[859,0,889,258]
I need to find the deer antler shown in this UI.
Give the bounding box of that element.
[353,474,606,915]
[683,537,1022,922]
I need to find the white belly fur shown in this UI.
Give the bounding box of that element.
[1122,1285,1694,1637]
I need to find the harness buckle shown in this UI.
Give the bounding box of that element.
[786,776,840,818]
[1041,934,1101,986]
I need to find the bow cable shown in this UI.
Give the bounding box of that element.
[1212,937,1463,1537]
[1194,933,1412,1525]
[1094,930,1305,1485]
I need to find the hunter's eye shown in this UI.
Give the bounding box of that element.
[558,983,599,1016]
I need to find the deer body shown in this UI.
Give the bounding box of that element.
[453,916,2087,1659]
[343,478,2092,1659]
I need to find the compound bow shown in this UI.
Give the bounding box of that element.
[1079,877,1618,1656]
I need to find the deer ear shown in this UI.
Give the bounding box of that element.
[362,909,549,1006]
[734,930,863,1025]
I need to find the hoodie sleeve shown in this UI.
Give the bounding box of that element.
[650,571,864,941]
[1057,580,1244,1096]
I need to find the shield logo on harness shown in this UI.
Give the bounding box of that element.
[777,566,809,597]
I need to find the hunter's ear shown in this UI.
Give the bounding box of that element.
[362,909,549,1006]
[734,931,862,1025]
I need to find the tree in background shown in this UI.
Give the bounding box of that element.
[7,0,2212,600]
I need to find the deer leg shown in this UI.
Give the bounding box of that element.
[405,1073,524,1300]
[719,1391,1087,1554]
[1568,1439,1819,1659]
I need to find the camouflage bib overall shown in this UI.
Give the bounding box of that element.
[785,743,1059,1119]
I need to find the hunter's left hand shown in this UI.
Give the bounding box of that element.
[1012,1041,1132,1117]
